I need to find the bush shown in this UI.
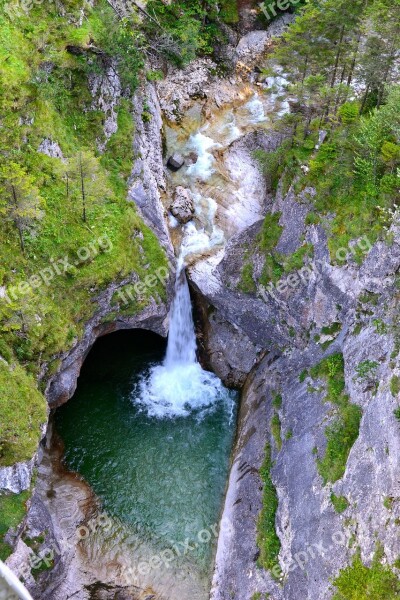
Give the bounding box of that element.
[332,549,400,599]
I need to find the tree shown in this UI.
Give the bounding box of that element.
[0,162,43,253]
[67,151,110,223]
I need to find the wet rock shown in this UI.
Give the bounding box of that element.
[167,153,185,171]
[186,152,198,165]
[156,58,217,122]
[170,186,194,224]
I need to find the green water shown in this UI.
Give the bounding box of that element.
[55,330,237,597]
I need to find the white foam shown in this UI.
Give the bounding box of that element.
[245,94,268,123]
[186,132,221,181]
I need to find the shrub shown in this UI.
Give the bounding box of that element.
[331,493,349,513]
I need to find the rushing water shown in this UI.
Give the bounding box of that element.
[55,269,237,599]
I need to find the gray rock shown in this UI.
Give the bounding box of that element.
[166,153,185,171]
[170,186,194,223]
[38,139,64,161]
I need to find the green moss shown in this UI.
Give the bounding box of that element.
[0,363,47,466]
[383,497,395,511]
[321,322,342,336]
[0,490,30,560]
[332,549,400,599]
[311,354,362,484]
[283,243,314,273]
[373,319,388,335]
[219,0,239,24]
[331,493,349,514]
[355,360,379,381]
[390,376,400,397]
[299,370,309,384]
[257,443,281,575]
[271,412,282,451]
[272,393,282,409]
[257,212,283,253]
[239,262,256,294]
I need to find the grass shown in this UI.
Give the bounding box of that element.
[271,412,282,451]
[332,549,400,599]
[310,354,362,484]
[0,0,169,466]
[257,443,281,575]
[331,493,349,514]
[0,362,47,466]
[0,490,30,560]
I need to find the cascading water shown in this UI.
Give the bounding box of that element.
[164,267,197,366]
[136,261,232,419]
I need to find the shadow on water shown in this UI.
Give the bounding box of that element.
[55,328,237,599]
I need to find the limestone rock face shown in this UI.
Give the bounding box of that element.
[191,180,400,600]
[170,186,194,224]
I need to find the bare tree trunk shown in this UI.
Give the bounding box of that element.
[79,155,87,223]
[11,184,25,253]
[347,30,361,87]
[360,83,370,114]
[330,25,345,88]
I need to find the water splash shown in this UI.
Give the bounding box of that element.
[186,131,221,181]
[134,263,233,419]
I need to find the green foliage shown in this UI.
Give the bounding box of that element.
[0,490,30,560]
[383,496,394,510]
[219,0,239,24]
[393,407,400,421]
[258,212,283,253]
[299,369,308,383]
[373,319,387,334]
[331,493,349,513]
[257,444,281,574]
[319,404,362,484]
[283,243,314,273]
[271,412,282,451]
[272,393,282,409]
[390,376,400,397]
[0,0,168,466]
[254,141,292,192]
[144,0,226,65]
[321,322,342,336]
[311,354,362,484]
[338,102,360,125]
[332,549,400,599]
[0,362,46,466]
[239,262,256,294]
[355,360,379,380]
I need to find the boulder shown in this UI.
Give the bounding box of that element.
[167,153,185,171]
[170,186,195,224]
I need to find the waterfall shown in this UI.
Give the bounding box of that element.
[133,262,232,419]
[164,267,197,367]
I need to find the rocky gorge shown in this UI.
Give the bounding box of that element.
[1,1,400,600]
